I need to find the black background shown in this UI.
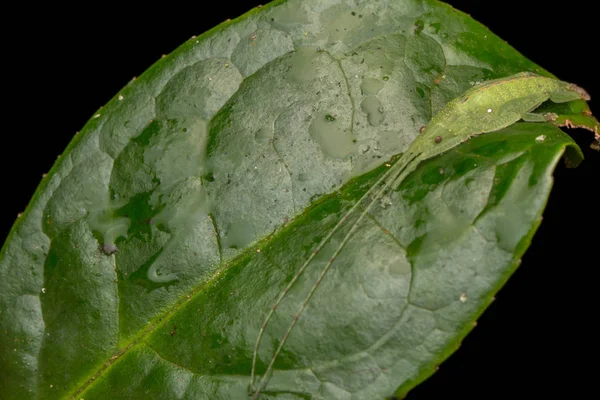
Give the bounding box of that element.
[3,1,597,398]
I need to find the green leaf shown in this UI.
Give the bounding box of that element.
[0,1,594,399]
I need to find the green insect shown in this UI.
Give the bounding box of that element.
[249,72,590,398]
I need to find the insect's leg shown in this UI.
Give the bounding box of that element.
[249,156,402,390]
[248,155,406,391]
[251,153,418,398]
[520,112,547,122]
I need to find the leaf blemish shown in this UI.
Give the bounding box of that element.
[101,243,118,255]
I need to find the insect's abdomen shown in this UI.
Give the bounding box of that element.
[415,75,559,159]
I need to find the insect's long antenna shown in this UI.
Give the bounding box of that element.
[250,152,420,399]
[249,153,409,392]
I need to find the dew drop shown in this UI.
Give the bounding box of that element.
[223,220,256,249]
[429,22,442,34]
[360,78,384,95]
[309,112,356,159]
[360,96,384,127]
[414,20,424,34]
[297,172,308,182]
[254,126,273,143]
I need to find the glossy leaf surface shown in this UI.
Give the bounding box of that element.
[0,1,593,399]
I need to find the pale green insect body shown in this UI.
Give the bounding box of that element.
[249,72,590,398]
[393,72,590,187]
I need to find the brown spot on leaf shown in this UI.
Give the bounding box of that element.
[101,243,118,255]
